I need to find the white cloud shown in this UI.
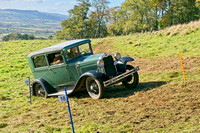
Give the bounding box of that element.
[55,2,63,6]
[55,1,77,7]
[23,0,46,3]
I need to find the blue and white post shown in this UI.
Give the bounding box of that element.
[64,87,75,133]
[28,76,31,104]
[24,76,31,104]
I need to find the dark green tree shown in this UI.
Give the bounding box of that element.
[56,0,91,39]
[56,0,109,39]
[107,6,121,36]
[113,0,156,34]
[28,35,35,40]
[162,0,200,27]
[91,0,109,38]
[2,33,35,41]
[48,35,53,40]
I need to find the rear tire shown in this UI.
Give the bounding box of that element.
[86,77,104,99]
[122,65,139,89]
[34,83,48,98]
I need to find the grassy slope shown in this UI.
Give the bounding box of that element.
[0,21,200,132]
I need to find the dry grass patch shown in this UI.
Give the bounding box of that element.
[156,20,200,36]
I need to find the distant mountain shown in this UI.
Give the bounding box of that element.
[0,9,68,39]
[0,9,67,21]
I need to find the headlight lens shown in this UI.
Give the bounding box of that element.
[97,60,104,68]
[114,52,121,61]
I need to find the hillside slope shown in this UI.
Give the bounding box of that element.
[0,9,67,39]
[0,21,200,132]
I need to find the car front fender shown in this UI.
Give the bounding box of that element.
[72,70,106,94]
[115,56,134,72]
[120,56,134,64]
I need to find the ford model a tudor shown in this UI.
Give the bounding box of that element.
[27,39,139,99]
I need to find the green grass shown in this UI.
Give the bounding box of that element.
[0,21,200,132]
[92,29,200,58]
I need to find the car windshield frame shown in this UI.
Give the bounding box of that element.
[64,42,93,62]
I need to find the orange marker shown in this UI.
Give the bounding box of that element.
[179,50,186,80]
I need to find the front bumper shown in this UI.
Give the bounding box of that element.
[103,66,139,87]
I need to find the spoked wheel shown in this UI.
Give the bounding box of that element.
[122,65,139,89]
[86,77,104,99]
[34,83,48,98]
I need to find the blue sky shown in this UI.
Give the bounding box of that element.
[0,0,125,15]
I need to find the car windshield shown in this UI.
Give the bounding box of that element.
[64,43,92,61]
[79,43,91,54]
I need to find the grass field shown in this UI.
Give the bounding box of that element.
[0,20,200,132]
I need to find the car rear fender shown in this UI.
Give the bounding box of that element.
[32,78,57,95]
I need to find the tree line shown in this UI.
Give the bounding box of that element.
[56,0,200,39]
[2,33,55,41]
[2,33,35,41]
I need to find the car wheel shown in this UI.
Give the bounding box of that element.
[86,77,104,99]
[34,83,48,98]
[122,65,139,89]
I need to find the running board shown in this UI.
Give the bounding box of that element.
[48,90,73,96]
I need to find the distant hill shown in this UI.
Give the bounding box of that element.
[0,9,68,39]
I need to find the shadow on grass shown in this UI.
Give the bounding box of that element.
[104,81,167,98]
[72,81,167,99]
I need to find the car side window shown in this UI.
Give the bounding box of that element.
[33,55,47,68]
[47,52,64,65]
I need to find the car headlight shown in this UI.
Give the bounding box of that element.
[97,60,104,68]
[114,52,121,61]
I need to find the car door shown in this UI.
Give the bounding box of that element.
[64,48,81,82]
[46,51,76,87]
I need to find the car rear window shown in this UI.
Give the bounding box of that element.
[33,55,47,68]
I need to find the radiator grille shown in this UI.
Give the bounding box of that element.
[103,55,117,77]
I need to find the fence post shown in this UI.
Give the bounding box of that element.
[28,76,32,104]
[64,87,75,133]
[179,50,186,80]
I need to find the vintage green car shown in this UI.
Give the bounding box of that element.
[27,39,139,99]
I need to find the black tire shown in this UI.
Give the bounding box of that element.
[86,77,104,99]
[34,83,48,98]
[122,65,139,89]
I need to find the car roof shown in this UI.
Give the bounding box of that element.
[28,39,91,57]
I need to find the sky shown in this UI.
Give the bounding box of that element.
[0,0,125,15]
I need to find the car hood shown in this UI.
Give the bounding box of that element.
[81,54,103,62]
[76,54,103,73]
[67,53,103,64]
